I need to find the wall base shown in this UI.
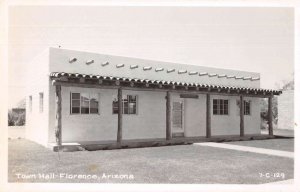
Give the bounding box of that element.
[48,134,275,152]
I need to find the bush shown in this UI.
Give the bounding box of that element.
[8,110,26,126]
[16,112,26,125]
[8,110,17,126]
[260,97,278,130]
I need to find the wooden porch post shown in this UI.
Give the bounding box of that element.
[117,88,123,143]
[55,85,62,146]
[166,91,172,140]
[240,95,244,137]
[268,93,273,136]
[206,93,211,138]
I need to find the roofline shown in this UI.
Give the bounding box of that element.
[50,72,281,96]
[49,47,260,75]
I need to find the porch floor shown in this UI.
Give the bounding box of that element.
[48,134,276,152]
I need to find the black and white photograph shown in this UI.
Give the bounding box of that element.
[1,0,299,192]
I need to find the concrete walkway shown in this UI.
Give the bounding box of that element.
[261,129,294,137]
[195,142,294,158]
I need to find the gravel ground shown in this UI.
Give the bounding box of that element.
[8,139,294,184]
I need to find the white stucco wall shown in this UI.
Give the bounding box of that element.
[25,49,50,146]
[52,87,118,142]
[244,97,261,134]
[210,95,260,136]
[278,90,294,130]
[47,86,261,143]
[48,87,167,143]
[122,90,166,140]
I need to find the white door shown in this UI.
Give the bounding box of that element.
[172,99,184,135]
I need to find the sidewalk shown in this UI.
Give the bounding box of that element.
[261,129,294,138]
[195,142,294,158]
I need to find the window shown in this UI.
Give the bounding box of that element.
[29,96,32,113]
[70,93,99,114]
[112,98,119,114]
[113,95,137,114]
[39,93,43,113]
[71,93,80,114]
[236,100,251,115]
[80,93,90,114]
[213,99,229,115]
[244,100,251,115]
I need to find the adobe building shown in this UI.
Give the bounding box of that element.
[25,47,281,151]
[278,89,294,130]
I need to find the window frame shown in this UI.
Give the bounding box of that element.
[29,96,32,113]
[39,92,44,113]
[236,99,251,116]
[213,99,229,115]
[244,100,251,116]
[112,94,138,115]
[70,92,100,115]
[70,93,81,114]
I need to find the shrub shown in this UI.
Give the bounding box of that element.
[8,110,17,126]
[8,110,26,126]
[260,97,278,130]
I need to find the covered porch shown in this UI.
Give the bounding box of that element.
[49,72,281,152]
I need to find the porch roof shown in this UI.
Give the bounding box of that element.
[50,72,281,96]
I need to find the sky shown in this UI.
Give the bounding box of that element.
[8,6,294,108]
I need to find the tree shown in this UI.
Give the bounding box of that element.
[8,110,17,126]
[16,111,26,125]
[8,109,26,126]
[260,97,278,129]
[275,73,294,91]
